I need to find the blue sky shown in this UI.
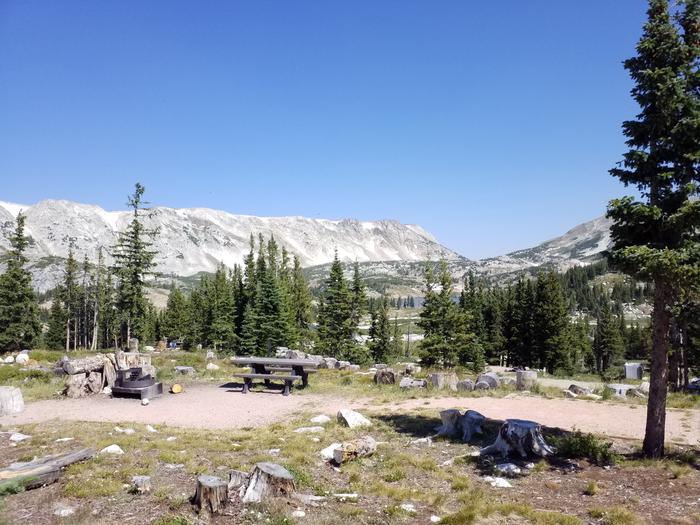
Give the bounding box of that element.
[0,1,646,259]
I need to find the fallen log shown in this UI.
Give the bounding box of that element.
[62,355,104,375]
[480,419,554,458]
[192,475,228,514]
[0,448,94,490]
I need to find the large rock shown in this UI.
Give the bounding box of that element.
[275,347,289,358]
[0,386,24,416]
[476,372,501,389]
[286,349,307,360]
[638,381,650,394]
[568,384,592,396]
[128,338,139,353]
[319,357,338,369]
[516,370,537,391]
[338,360,352,370]
[428,372,458,391]
[15,353,29,365]
[374,368,396,385]
[332,436,377,464]
[337,409,372,428]
[474,381,490,390]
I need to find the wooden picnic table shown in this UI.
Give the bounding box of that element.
[231,357,318,396]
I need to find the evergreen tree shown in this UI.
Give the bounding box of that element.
[45,296,67,350]
[317,253,355,359]
[0,213,40,352]
[349,261,366,334]
[593,301,626,375]
[368,296,391,363]
[533,272,572,374]
[290,256,313,347]
[162,284,189,344]
[112,183,158,346]
[61,245,80,350]
[607,0,700,457]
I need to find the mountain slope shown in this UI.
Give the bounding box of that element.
[0,199,461,291]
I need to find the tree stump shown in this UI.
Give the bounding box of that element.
[64,373,88,398]
[0,386,24,416]
[62,356,104,375]
[228,470,250,499]
[332,436,377,464]
[516,370,537,390]
[241,463,296,503]
[86,371,103,394]
[480,419,555,458]
[373,368,396,385]
[103,358,117,388]
[428,372,458,391]
[436,409,485,442]
[192,475,228,514]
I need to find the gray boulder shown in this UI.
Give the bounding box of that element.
[474,381,490,390]
[457,379,474,391]
[476,372,501,389]
[374,368,396,385]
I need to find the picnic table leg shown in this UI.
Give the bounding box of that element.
[283,380,291,396]
[292,366,309,388]
[242,377,251,394]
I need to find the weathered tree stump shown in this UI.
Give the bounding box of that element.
[436,409,485,442]
[0,386,24,416]
[428,372,458,391]
[332,436,377,464]
[480,419,554,458]
[0,448,94,490]
[64,373,88,398]
[241,463,296,503]
[192,475,228,513]
[86,371,103,394]
[227,470,250,499]
[374,368,396,385]
[62,356,104,375]
[103,358,117,388]
[516,370,537,390]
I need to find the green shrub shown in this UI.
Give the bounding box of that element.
[552,430,616,465]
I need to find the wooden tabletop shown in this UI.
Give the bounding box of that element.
[231,357,319,368]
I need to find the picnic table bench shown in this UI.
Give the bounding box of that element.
[231,357,318,396]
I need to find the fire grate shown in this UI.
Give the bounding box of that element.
[112,367,163,400]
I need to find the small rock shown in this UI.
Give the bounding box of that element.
[9,432,31,442]
[102,386,112,395]
[293,426,325,433]
[146,425,158,433]
[4,355,15,363]
[320,443,342,461]
[174,366,195,375]
[164,463,184,470]
[430,516,442,523]
[166,436,177,442]
[410,437,433,446]
[206,362,220,371]
[337,408,372,428]
[114,426,136,435]
[310,414,331,425]
[55,437,74,443]
[400,503,416,514]
[206,350,216,360]
[131,475,151,493]
[291,510,306,518]
[268,448,281,456]
[141,398,149,406]
[100,444,124,455]
[332,493,359,502]
[495,463,522,477]
[53,502,76,517]
[483,476,512,488]
[563,390,578,398]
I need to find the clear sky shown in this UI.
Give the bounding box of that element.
[0,1,646,259]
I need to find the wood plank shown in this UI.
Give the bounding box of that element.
[232,357,318,368]
[233,373,301,381]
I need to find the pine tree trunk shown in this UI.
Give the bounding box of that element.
[66,318,70,352]
[643,280,671,458]
[668,348,679,391]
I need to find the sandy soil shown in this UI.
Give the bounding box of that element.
[1,385,697,445]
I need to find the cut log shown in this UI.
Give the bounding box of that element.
[332,436,377,464]
[103,358,117,388]
[228,470,250,498]
[436,409,485,442]
[170,383,183,394]
[63,373,88,398]
[0,448,94,490]
[516,370,537,391]
[62,355,104,375]
[0,386,25,416]
[480,419,554,458]
[192,475,228,514]
[241,463,296,503]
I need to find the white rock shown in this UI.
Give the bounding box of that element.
[495,463,522,477]
[400,503,417,514]
[9,432,31,442]
[141,398,149,406]
[311,437,320,442]
[146,425,158,433]
[100,444,124,455]
[430,516,442,523]
[332,493,359,502]
[294,426,325,434]
[166,436,177,442]
[206,362,220,371]
[55,437,74,443]
[483,476,512,488]
[320,443,342,461]
[15,353,29,365]
[53,502,76,517]
[291,510,306,518]
[114,427,135,435]
[410,437,433,446]
[268,448,281,456]
[310,414,331,425]
[337,408,372,428]
[4,355,14,363]
[102,386,112,395]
